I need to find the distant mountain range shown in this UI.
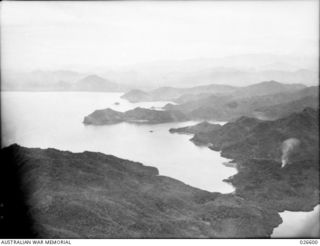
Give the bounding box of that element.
[102,54,317,87]
[169,68,318,88]
[2,54,318,91]
[255,95,318,120]
[87,81,318,125]
[121,84,236,103]
[100,67,317,89]
[163,82,318,121]
[1,71,129,92]
[231,81,305,99]
[122,80,307,103]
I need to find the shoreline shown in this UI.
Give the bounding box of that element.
[1,144,282,238]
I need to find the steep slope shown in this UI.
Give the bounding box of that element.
[173,108,319,212]
[189,108,319,161]
[1,144,281,238]
[191,117,262,146]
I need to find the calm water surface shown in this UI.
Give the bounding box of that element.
[2,92,318,237]
[1,92,236,193]
[272,205,320,238]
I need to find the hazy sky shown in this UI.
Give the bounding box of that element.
[1,1,318,71]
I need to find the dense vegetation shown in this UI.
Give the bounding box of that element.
[170,108,319,213]
[1,145,281,238]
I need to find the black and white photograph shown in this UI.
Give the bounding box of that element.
[0,0,319,240]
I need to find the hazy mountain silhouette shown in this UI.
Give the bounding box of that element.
[75,75,123,92]
[121,84,236,103]
[162,82,317,121]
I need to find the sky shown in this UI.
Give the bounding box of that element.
[1,1,319,72]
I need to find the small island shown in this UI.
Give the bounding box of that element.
[2,109,318,238]
[83,107,189,125]
[87,82,318,126]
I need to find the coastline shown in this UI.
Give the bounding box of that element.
[1,144,282,238]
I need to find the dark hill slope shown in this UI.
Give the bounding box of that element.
[170,108,319,212]
[0,145,281,238]
[187,108,319,162]
[204,108,319,162]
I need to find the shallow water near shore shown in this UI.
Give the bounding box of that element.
[272,205,320,238]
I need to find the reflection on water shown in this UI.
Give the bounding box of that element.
[272,205,320,238]
[1,92,236,193]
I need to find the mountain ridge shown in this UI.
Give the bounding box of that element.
[1,144,282,238]
[169,108,319,212]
